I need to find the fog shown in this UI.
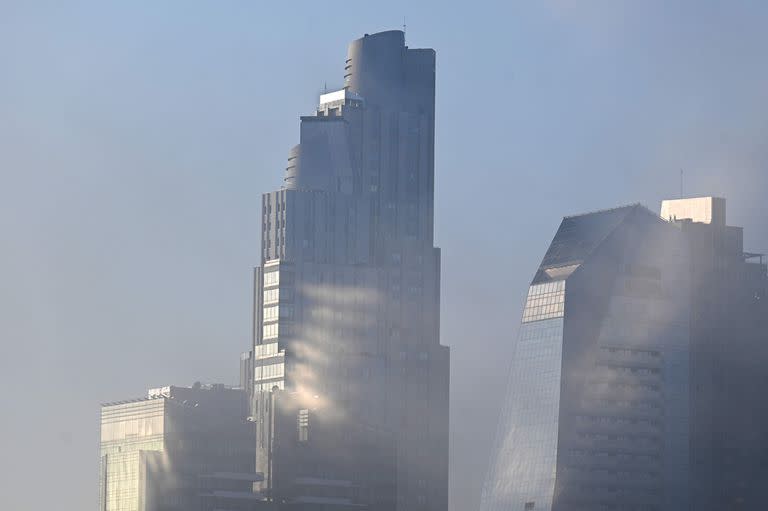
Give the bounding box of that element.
[2,2,768,510]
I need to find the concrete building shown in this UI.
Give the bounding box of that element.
[244,30,449,511]
[662,197,768,511]
[98,384,256,511]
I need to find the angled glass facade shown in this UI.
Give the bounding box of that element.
[481,205,690,511]
[483,315,564,511]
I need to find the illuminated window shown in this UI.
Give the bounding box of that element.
[264,305,279,320]
[264,271,279,287]
[263,323,279,340]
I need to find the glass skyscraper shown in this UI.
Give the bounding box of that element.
[482,197,768,511]
[481,205,691,511]
[244,30,449,511]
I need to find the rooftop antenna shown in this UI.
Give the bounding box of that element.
[323,81,327,94]
[680,169,683,199]
[403,16,407,41]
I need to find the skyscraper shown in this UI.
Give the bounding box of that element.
[481,197,768,511]
[661,197,768,511]
[246,30,449,511]
[481,205,691,511]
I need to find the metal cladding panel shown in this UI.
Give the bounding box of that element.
[346,30,407,108]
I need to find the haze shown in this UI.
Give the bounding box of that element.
[2,2,768,510]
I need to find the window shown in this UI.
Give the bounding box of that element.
[264,287,293,303]
[264,271,279,287]
[255,361,284,381]
[264,305,279,321]
[263,323,279,340]
[298,409,310,442]
[522,280,565,323]
[263,288,279,304]
[525,502,535,510]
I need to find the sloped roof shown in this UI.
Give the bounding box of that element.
[531,204,652,284]
[540,205,639,270]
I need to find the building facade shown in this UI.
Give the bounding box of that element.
[245,30,449,511]
[481,197,768,511]
[481,205,692,511]
[661,197,768,511]
[99,384,255,511]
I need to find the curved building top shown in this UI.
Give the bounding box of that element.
[283,29,436,191]
[345,29,435,112]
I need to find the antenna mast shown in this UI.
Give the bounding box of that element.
[680,169,683,199]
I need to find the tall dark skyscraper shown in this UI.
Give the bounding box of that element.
[244,30,449,511]
[660,197,768,511]
[481,197,767,511]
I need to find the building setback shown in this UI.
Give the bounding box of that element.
[243,30,449,511]
[481,197,767,511]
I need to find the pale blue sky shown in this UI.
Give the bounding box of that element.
[2,1,768,509]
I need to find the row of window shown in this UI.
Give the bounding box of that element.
[574,485,660,497]
[264,271,280,287]
[529,280,565,296]
[263,323,279,340]
[262,195,287,214]
[255,362,284,381]
[575,415,662,428]
[254,380,284,392]
[522,303,565,323]
[254,342,281,358]
[523,284,565,323]
[588,382,660,393]
[565,466,660,479]
[263,304,294,321]
[101,414,164,442]
[601,347,661,358]
[264,216,286,230]
[584,398,662,409]
[263,287,294,304]
[600,365,661,376]
[575,432,661,446]
[567,450,661,462]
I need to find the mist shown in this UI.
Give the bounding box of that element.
[2,2,768,510]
